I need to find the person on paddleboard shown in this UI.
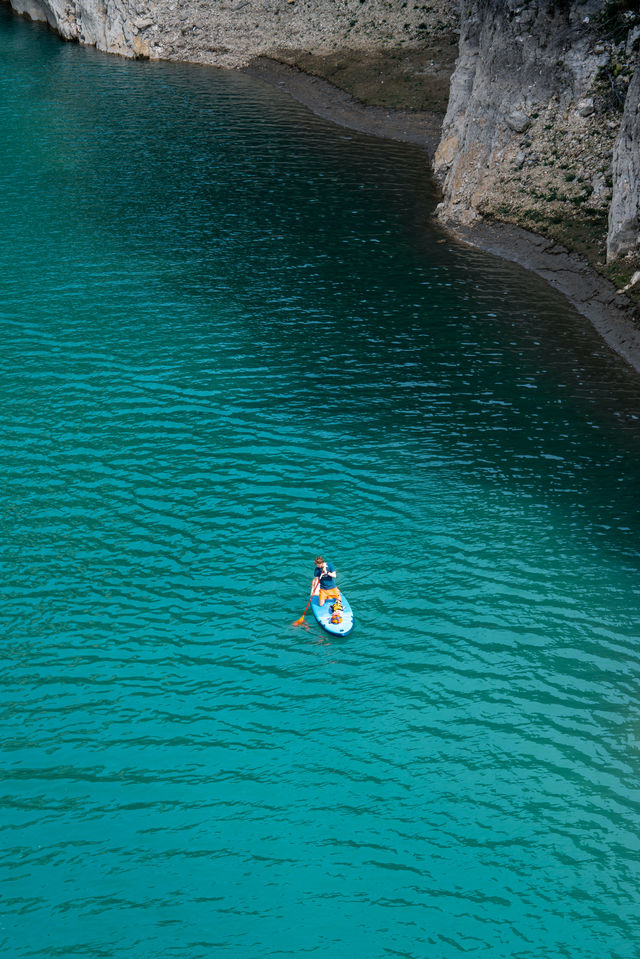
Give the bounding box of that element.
[311,555,340,607]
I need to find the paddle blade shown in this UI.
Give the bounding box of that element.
[292,594,314,628]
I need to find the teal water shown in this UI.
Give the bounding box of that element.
[2,8,640,958]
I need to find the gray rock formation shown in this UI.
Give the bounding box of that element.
[433,0,639,279]
[434,1,615,223]
[9,0,146,57]
[608,61,640,261]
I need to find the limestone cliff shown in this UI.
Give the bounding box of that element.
[434,0,640,289]
[609,60,640,261]
[9,0,147,57]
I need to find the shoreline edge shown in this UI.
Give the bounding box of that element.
[243,55,640,375]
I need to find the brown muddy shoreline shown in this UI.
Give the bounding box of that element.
[243,55,640,375]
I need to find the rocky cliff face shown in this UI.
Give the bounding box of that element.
[608,60,640,261]
[9,0,147,57]
[434,0,640,286]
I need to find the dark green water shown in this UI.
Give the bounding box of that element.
[2,7,640,958]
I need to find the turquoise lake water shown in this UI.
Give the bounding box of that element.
[2,7,640,958]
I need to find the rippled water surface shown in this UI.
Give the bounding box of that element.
[2,8,640,958]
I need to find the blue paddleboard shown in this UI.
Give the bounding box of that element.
[310,593,354,636]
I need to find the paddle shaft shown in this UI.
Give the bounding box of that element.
[298,594,314,619]
[293,565,328,625]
